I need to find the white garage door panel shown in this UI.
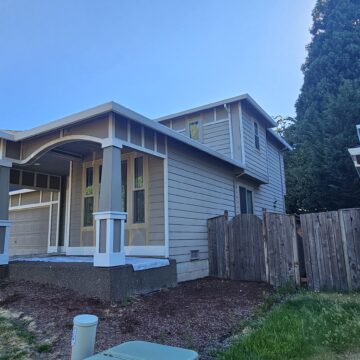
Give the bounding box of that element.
[9,207,50,256]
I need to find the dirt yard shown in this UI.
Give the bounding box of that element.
[0,278,271,359]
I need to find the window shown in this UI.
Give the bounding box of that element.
[121,161,127,212]
[254,122,260,150]
[83,166,94,227]
[133,157,145,223]
[189,121,199,140]
[239,186,253,214]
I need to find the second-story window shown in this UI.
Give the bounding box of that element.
[189,121,199,140]
[254,121,260,150]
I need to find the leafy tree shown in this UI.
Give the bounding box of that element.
[285,0,360,213]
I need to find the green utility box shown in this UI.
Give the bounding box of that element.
[86,340,199,360]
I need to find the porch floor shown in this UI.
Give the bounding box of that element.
[10,256,170,272]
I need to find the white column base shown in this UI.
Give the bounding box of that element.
[93,211,127,267]
[93,252,126,267]
[0,220,11,265]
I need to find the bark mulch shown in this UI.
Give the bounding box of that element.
[0,277,272,359]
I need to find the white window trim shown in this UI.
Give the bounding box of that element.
[238,184,255,215]
[254,120,261,151]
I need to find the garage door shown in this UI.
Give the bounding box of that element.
[9,207,50,256]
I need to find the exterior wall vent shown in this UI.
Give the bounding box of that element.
[190,249,199,261]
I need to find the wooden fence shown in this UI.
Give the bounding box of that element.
[208,211,300,287]
[301,208,360,291]
[208,208,360,291]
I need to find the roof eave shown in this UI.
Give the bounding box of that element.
[155,93,277,128]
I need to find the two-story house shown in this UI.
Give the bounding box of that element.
[0,94,291,282]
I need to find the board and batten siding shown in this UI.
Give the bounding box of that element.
[167,138,236,282]
[242,110,269,183]
[148,156,165,246]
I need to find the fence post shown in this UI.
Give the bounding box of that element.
[262,209,269,283]
[338,209,352,291]
[290,215,301,286]
[224,211,230,279]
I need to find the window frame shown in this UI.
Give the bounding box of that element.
[133,156,145,224]
[188,120,200,140]
[239,185,254,214]
[82,165,95,229]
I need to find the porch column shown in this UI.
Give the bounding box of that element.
[0,166,11,265]
[93,145,127,267]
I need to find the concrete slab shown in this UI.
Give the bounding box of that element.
[8,260,177,301]
[11,256,170,271]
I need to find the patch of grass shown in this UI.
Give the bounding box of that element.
[35,343,52,353]
[219,292,360,360]
[0,311,52,360]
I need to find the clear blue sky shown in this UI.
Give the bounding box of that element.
[0,0,315,130]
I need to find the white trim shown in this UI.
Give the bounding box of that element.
[156,93,277,127]
[125,245,166,257]
[122,140,166,159]
[66,246,95,256]
[163,138,169,258]
[348,147,360,156]
[0,139,4,159]
[64,161,72,249]
[101,137,123,149]
[64,245,167,257]
[0,130,14,141]
[93,211,127,267]
[202,118,229,127]
[109,112,115,139]
[55,186,61,250]
[13,135,103,165]
[47,192,53,251]
[225,104,234,159]
[47,246,58,254]
[9,200,58,211]
[0,220,11,265]
[5,102,246,171]
[0,159,12,167]
[9,189,35,196]
[238,102,246,164]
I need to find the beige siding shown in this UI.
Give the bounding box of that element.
[148,157,165,245]
[167,138,235,282]
[167,111,232,158]
[9,207,49,255]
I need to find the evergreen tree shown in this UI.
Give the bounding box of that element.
[285,0,360,213]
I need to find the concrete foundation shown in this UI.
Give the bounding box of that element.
[0,265,8,280]
[8,260,177,301]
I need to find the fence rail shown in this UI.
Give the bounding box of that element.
[208,208,360,291]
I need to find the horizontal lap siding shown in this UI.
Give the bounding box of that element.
[242,111,268,182]
[167,139,235,282]
[253,141,285,215]
[202,121,231,157]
